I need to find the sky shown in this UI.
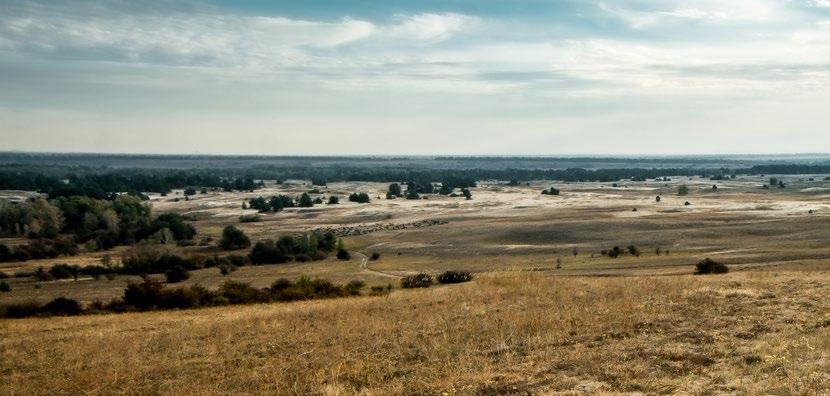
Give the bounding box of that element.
[0,0,829,155]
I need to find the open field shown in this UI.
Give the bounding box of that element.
[1,271,828,394]
[1,175,829,394]
[2,175,829,304]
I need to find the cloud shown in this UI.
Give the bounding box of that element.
[1,0,830,155]
[385,13,478,42]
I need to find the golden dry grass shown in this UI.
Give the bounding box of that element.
[2,178,830,394]
[1,270,828,395]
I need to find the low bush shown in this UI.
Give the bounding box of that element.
[0,271,8,279]
[249,240,291,264]
[436,271,473,284]
[42,297,82,316]
[401,273,433,288]
[2,237,79,262]
[165,265,190,283]
[0,280,10,292]
[33,267,54,282]
[80,265,116,279]
[2,301,42,318]
[346,279,365,294]
[220,281,271,304]
[220,225,251,250]
[336,249,351,260]
[49,264,81,280]
[218,264,236,275]
[370,252,381,261]
[694,258,729,275]
[121,243,196,274]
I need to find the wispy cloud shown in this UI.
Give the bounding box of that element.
[0,0,829,154]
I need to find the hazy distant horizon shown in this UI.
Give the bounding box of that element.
[3,150,830,159]
[2,1,829,154]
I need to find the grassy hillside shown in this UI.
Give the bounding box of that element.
[2,270,827,394]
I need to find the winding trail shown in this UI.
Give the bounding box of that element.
[350,251,402,279]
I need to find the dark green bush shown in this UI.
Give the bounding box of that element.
[220,225,251,250]
[694,258,729,275]
[346,279,365,294]
[249,240,290,264]
[49,264,81,280]
[165,265,190,283]
[336,249,350,260]
[42,297,82,316]
[2,301,42,318]
[80,265,115,279]
[123,278,166,310]
[0,280,10,292]
[436,271,473,284]
[270,278,293,292]
[401,273,433,288]
[220,281,269,304]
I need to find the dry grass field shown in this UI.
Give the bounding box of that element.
[1,176,829,394]
[1,271,828,394]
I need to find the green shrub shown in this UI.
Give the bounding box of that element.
[165,265,190,283]
[49,264,81,280]
[42,297,82,316]
[436,271,473,284]
[401,273,433,288]
[249,240,290,264]
[2,301,42,318]
[694,258,729,275]
[336,249,350,260]
[220,281,269,304]
[123,278,166,310]
[220,225,251,250]
[270,278,293,292]
[80,265,115,279]
[346,279,365,294]
[218,264,236,275]
[0,280,10,292]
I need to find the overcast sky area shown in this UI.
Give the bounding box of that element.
[0,0,829,155]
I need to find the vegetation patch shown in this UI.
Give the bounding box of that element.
[694,258,729,275]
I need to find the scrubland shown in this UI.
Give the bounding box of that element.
[1,176,829,394]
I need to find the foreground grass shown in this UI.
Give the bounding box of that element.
[1,271,828,395]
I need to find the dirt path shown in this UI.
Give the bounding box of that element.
[350,251,402,279]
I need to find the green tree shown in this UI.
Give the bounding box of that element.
[388,183,402,197]
[678,184,689,196]
[27,199,64,238]
[220,225,251,250]
[298,193,314,208]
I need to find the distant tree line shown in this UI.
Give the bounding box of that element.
[0,167,262,199]
[2,163,828,199]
